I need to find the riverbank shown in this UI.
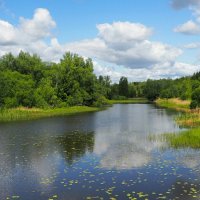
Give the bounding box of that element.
[155,98,200,127]
[155,98,190,111]
[0,106,101,122]
[0,98,149,122]
[155,98,200,149]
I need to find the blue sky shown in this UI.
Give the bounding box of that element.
[0,0,200,81]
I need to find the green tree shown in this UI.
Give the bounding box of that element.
[144,79,161,101]
[119,77,129,98]
[34,78,58,108]
[190,87,200,109]
[128,83,136,98]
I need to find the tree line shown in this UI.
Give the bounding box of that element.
[0,51,199,109]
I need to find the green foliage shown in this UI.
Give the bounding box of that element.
[0,52,110,109]
[142,77,196,104]
[190,100,198,109]
[128,83,137,98]
[92,95,109,107]
[0,70,35,108]
[191,87,200,109]
[119,76,129,97]
[0,51,199,110]
[144,79,161,101]
[34,78,58,108]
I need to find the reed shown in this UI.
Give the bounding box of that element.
[163,128,200,149]
[0,106,100,122]
[155,98,190,111]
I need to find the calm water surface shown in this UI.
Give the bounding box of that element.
[0,104,200,200]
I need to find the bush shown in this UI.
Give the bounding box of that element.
[190,100,198,109]
[191,87,200,109]
[4,97,18,108]
[93,96,109,107]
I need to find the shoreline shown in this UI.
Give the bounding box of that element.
[0,106,101,122]
[155,98,200,149]
[155,98,200,127]
[0,98,149,122]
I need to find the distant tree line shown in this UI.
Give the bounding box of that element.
[142,73,200,109]
[0,51,200,109]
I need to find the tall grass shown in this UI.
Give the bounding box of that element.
[176,112,200,128]
[156,98,200,128]
[156,98,190,111]
[154,98,200,149]
[163,128,200,149]
[0,106,100,122]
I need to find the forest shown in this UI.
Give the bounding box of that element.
[0,51,200,109]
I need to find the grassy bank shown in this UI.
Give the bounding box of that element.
[109,98,148,104]
[156,98,200,127]
[155,98,190,111]
[0,106,101,122]
[0,98,148,122]
[155,98,200,149]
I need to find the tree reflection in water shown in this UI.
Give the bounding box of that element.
[56,131,95,165]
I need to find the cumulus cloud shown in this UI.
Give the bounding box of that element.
[0,8,55,46]
[174,20,200,35]
[0,8,57,60]
[65,22,182,69]
[173,0,200,35]
[94,61,199,82]
[19,8,56,40]
[97,22,153,50]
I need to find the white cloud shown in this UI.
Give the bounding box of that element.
[173,0,200,35]
[97,22,153,50]
[93,61,199,82]
[0,8,55,46]
[183,42,200,48]
[19,8,56,40]
[65,22,182,69]
[174,20,200,35]
[0,20,16,45]
[0,8,56,57]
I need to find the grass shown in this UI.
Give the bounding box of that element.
[0,98,148,122]
[155,98,190,111]
[176,112,200,128]
[154,98,200,149]
[0,106,101,122]
[156,98,200,128]
[162,128,200,149]
[108,98,148,104]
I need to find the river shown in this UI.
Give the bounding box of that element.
[0,104,200,199]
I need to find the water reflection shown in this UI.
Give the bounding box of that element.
[93,104,180,169]
[0,104,198,200]
[56,131,94,165]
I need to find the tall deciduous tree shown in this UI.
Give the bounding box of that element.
[119,77,129,98]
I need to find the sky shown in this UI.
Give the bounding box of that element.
[0,0,200,82]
